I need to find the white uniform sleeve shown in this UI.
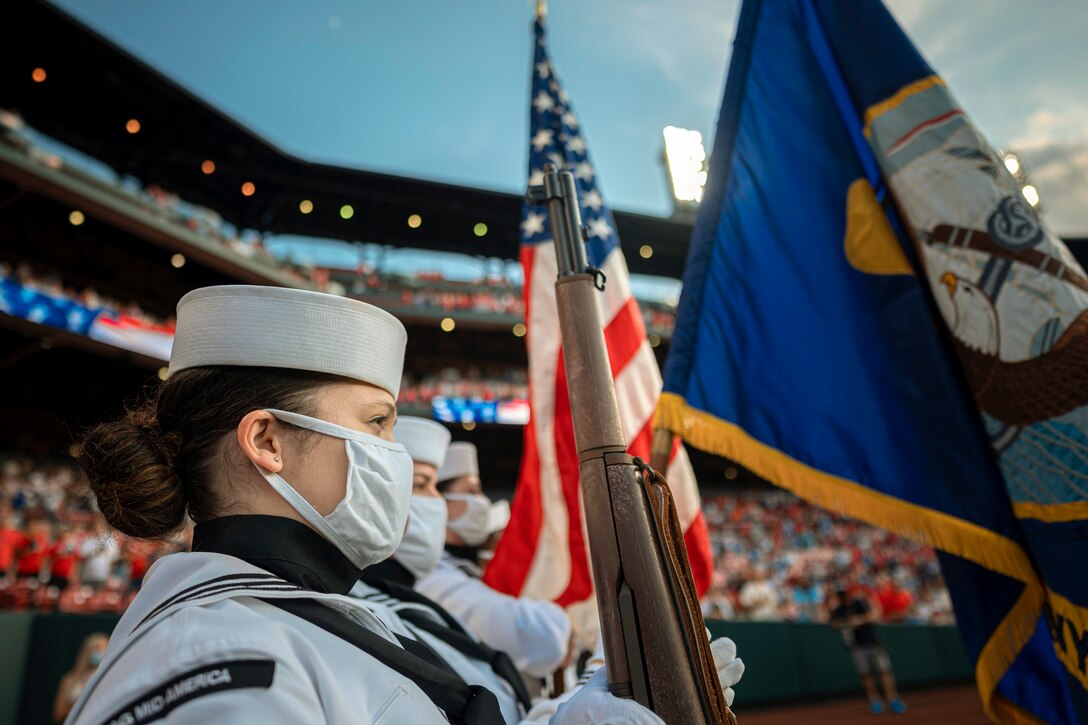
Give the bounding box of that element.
[159,655,326,723]
[70,603,435,725]
[71,648,326,725]
[418,564,572,678]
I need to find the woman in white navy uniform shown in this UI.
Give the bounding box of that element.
[418,442,574,680]
[63,285,670,725]
[352,416,529,723]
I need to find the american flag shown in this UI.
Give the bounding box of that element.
[482,14,713,639]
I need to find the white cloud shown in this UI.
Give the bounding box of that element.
[1015,140,1088,236]
[1004,99,1088,236]
[1014,105,1088,150]
[589,0,737,110]
[882,0,941,29]
[883,1,1088,236]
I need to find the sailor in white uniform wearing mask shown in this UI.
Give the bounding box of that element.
[418,442,574,680]
[353,416,528,724]
[63,285,672,725]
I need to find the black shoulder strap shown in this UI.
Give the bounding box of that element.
[363,575,532,710]
[442,545,484,579]
[398,608,534,712]
[260,597,504,725]
[378,576,470,633]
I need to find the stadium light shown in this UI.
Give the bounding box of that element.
[1000,149,1043,210]
[241,181,256,196]
[68,210,85,226]
[126,118,141,134]
[663,126,708,204]
[201,160,216,175]
[32,68,46,83]
[408,214,422,228]
[299,199,314,214]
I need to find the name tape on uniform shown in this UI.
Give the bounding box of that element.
[100,659,275,725]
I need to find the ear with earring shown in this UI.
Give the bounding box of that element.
[273,456,280,462]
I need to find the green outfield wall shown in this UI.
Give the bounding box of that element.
[705,619,974,706]
[0,613,973,724]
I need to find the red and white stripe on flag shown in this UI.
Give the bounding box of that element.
[483,226,714,627]
[483,15,712,643]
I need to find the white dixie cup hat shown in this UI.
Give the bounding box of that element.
[168,285,407,395]
[394,417,452,468]
[436,442,479,483]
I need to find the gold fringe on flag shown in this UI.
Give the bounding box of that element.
[656,391,1045,723]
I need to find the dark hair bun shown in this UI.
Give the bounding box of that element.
[79,405,186,539]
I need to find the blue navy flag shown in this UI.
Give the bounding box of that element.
[659,0,1088,721]
[485,12,714,639]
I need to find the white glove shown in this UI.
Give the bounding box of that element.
[550,668,665,725]
[710,636,745,707]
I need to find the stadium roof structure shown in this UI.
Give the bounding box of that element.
[0,0,695,279]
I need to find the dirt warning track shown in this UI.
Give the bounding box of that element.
[736,685,987,724]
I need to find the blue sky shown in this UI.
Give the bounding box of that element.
[51,0,1088,235]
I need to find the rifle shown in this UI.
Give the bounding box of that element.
[528,165,736,724]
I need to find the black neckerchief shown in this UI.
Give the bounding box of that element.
[363,558,466,633]
[192,515,360,595]
[264,597,504,724]
[362,558,533,711]
[445,543,480,565]
[364,557,417,589]
[193,516,505,723]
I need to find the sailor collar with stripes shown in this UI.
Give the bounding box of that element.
[192,514,362,594]
[350,579,450,631]
[102,516,399,657]
[441,548,485,579]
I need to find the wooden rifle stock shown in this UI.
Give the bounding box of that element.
[528,166,735,724]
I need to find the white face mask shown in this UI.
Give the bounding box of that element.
[444,492,493,547]
[254,409,413,571]
[393,495,448,579]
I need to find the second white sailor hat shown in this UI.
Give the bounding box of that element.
[436,441,479,483]
[394,416,452,468]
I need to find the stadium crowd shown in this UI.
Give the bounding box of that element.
[345,267,524,318]
[0,455,187,613]
[2,109,680,338]
[1,109,305,286]
[0,261,175,331]
[701,491,955,625]
[347,268,676,335]
[1,453,954,625]
[399,367,529,407]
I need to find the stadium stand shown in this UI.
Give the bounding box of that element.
[0,450,952,626]
[0,453,187,614]
[3,0,1081,625]
[702,491,954,625]
[0,5,1054,720]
